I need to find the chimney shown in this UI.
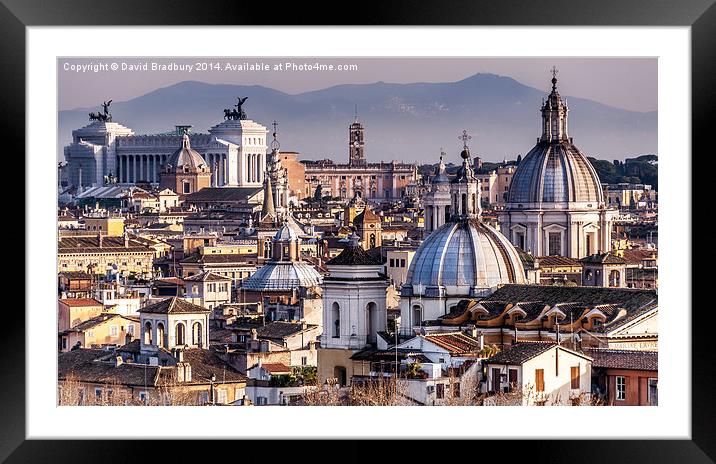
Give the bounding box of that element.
[114,355,123,367]
[175,348,184,362]
[478,333,485,350]
[177,362,191,382]
[250,328,258,341]
[98,232,103,248]
[470,325,478,338]
[124,231,129,248]
[301,321,307,331]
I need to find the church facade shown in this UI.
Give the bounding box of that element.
[63,99,268,190]
[304,117,418,202]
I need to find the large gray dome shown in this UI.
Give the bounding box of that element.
[507,142,604,205]
[403,219,526,297]
[507,74,604,206]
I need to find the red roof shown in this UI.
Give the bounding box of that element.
[423,333,482,354]
[261,363,292,374]
[58,298,103,307]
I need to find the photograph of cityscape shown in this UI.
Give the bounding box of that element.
[56,57,658,407]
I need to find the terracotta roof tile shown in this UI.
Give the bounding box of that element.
[59,298,103,307]
[582,348,657,371]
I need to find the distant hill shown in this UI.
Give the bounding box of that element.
[58,73,657,164]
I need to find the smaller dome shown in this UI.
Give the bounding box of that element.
[275,222,300,241]
[164,134,208,173]
[274,216,304,241]
[242,262,322,291]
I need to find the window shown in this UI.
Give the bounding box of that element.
[77,388,85,405]
[139,391,149,405]
[452,382,461,398]
[94,388,103,400]
[390,258,395,267]
[535,369,545,392]
[400,259,406,267]
[87,330,95,339]
[548,232,561,256]
[570,366,580,389]
[648,378,658,405]
[109,326,118,337]
[616,376,626,400]
[183,182,191,194]
[61,338,67,350]
[301,356,308,366]
[127,324,134,335]
[217,389,227,404]
[257,396,268,405]
[332,302,340,338]
[235,388,245,402]
[508,368,518,389]
[175,323,186,346]
[436,384,445,399]
[198,391,209,405]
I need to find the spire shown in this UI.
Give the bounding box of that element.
[458,129,472,161]
[181,133,191,149]
[354,104,359,123]
[270,120,280,151]
[261,174,275,218]
[540,67,569,143]
[436,148,446,175]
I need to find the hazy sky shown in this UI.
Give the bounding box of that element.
[58,57,657,112]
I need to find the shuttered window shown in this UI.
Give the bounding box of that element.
[535,369,545,392]
[571,366,580,389]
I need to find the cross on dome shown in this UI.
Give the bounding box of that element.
[270,120,281,151]
[458,130,472,149]
[550,66,559,90]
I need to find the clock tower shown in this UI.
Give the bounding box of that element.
[348,112,366,167]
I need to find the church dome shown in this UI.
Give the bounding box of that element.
[507,143,604,204]
[507,73,604,205]
[275,217,304,241]
[164,134,208,173]
[241,261,322,292]
[404,218,526,297]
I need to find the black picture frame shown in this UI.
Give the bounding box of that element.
[4,0,712,460]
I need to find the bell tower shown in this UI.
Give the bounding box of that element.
[348,107,366,167]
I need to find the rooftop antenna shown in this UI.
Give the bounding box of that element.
[354,104,359,123]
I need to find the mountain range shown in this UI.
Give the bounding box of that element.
[58,73,657,164]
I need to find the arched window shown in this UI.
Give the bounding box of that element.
[175,323,186,346]
[332,302,340,338]
[412,304,422,327]
[366,302,377,344]
[461,193,467,214]
[369,234,376,248]
[156,322,165,348]
[609,270,621,287]
[192,322,203,347]
[143,321,153,345]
